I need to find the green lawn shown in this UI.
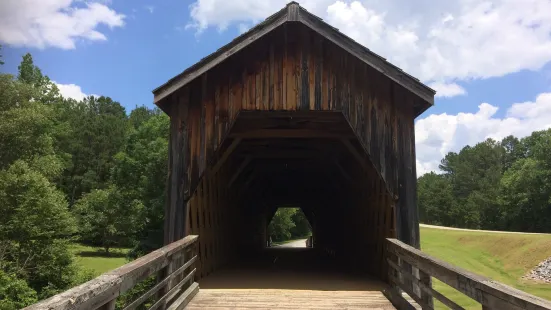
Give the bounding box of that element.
[71,244,131,277]
[420,226,551,309]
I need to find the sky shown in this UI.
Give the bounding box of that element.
[1,0,551,176]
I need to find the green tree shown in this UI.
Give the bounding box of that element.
[73,186,145,253]
[0,161,79,298]
[499,129,551,233]
[417,172,456,226]
[290,208,311,238]
[0,270,38,310]
[16,53,60,104]
[438,139,504,229]
[268,208,297,242]
[0,74,61,173]
[111,112,169,256]
[56,96,128,205]
[128,106,161,129]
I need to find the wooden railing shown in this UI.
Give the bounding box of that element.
[385,238,551,310]
[24,235,199,310]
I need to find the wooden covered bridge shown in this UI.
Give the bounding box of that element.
[27,2,551,310]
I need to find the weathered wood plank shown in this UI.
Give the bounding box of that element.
[123,256,198,310]
[387,258,462,310]
[387,238,551,310]
[149,269,197,310]
[166,282,200,310]
[24,236,198,310]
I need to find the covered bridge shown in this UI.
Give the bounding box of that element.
[156,0,433,281]
[25,2,551,310]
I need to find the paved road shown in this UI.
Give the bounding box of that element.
[274,239,308,248]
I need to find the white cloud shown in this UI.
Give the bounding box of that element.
[415,92,551,175]
[429,82,467,98]
[186,0,551,97]
[0,0,125,49]
[55,82,97,101]
[145,6,155,14]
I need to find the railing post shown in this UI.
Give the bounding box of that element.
[156,262,173,310]
[418,269,434,308]
[399,258,414,298]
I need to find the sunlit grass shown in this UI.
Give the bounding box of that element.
[420,227,551,309]
[71,244,131,276]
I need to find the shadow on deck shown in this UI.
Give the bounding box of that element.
[188,247,396,309]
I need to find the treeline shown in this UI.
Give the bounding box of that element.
[268,208,312,242]
[418,130,551,232]
[0,53,169,308]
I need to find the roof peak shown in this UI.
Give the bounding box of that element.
[153,2,435,114]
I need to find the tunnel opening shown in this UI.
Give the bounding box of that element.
[267,206,312,247]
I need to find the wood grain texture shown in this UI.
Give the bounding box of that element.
[24,236,198,310]
[187,289,396,309]
[387,238,551,310]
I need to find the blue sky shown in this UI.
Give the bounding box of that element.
[1,0,551,175]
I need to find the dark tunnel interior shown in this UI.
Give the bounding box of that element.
[185,111,397,285]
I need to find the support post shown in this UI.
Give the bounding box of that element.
[165,89,191,245]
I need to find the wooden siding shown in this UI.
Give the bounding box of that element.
[166,23,419,248]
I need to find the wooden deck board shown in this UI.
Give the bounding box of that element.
[185,248,396,309]
[187,289,396,309]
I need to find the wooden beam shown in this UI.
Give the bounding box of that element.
[340,138,393,197]
[209,138,242,176]
[340,139,368,171]
[243,150,321,159]
[332,158,354,184]
[230,129,351,139]
[240,170,258,193]
[228,156,252,188]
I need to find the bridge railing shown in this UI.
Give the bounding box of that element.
[24,235,199,310]
[385,238,551,310]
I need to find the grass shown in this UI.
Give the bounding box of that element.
[71,244,131,277]
[420,226,551,309]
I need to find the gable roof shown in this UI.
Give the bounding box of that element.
[153,2,436,114]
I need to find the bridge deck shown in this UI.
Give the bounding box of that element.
[187,247,396,309]
[187,289,395,309]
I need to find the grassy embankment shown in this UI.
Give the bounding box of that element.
[420,226,551,309]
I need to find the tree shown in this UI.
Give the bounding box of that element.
[268,208,297,242]
[56,96,128,205]
[290,208,311,238]
[417,172,456,226]
[0,74,61,173]
[0,270,38,310]
[111,112,169,256]
[73,186,144,253]
[499,129,551,233]
[437,139,504,229]
[0,161,79,298]
[16,53,60,104]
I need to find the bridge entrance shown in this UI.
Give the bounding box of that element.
[155,2,434,290]
[175,110,400,281]
[153,1,433,307]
